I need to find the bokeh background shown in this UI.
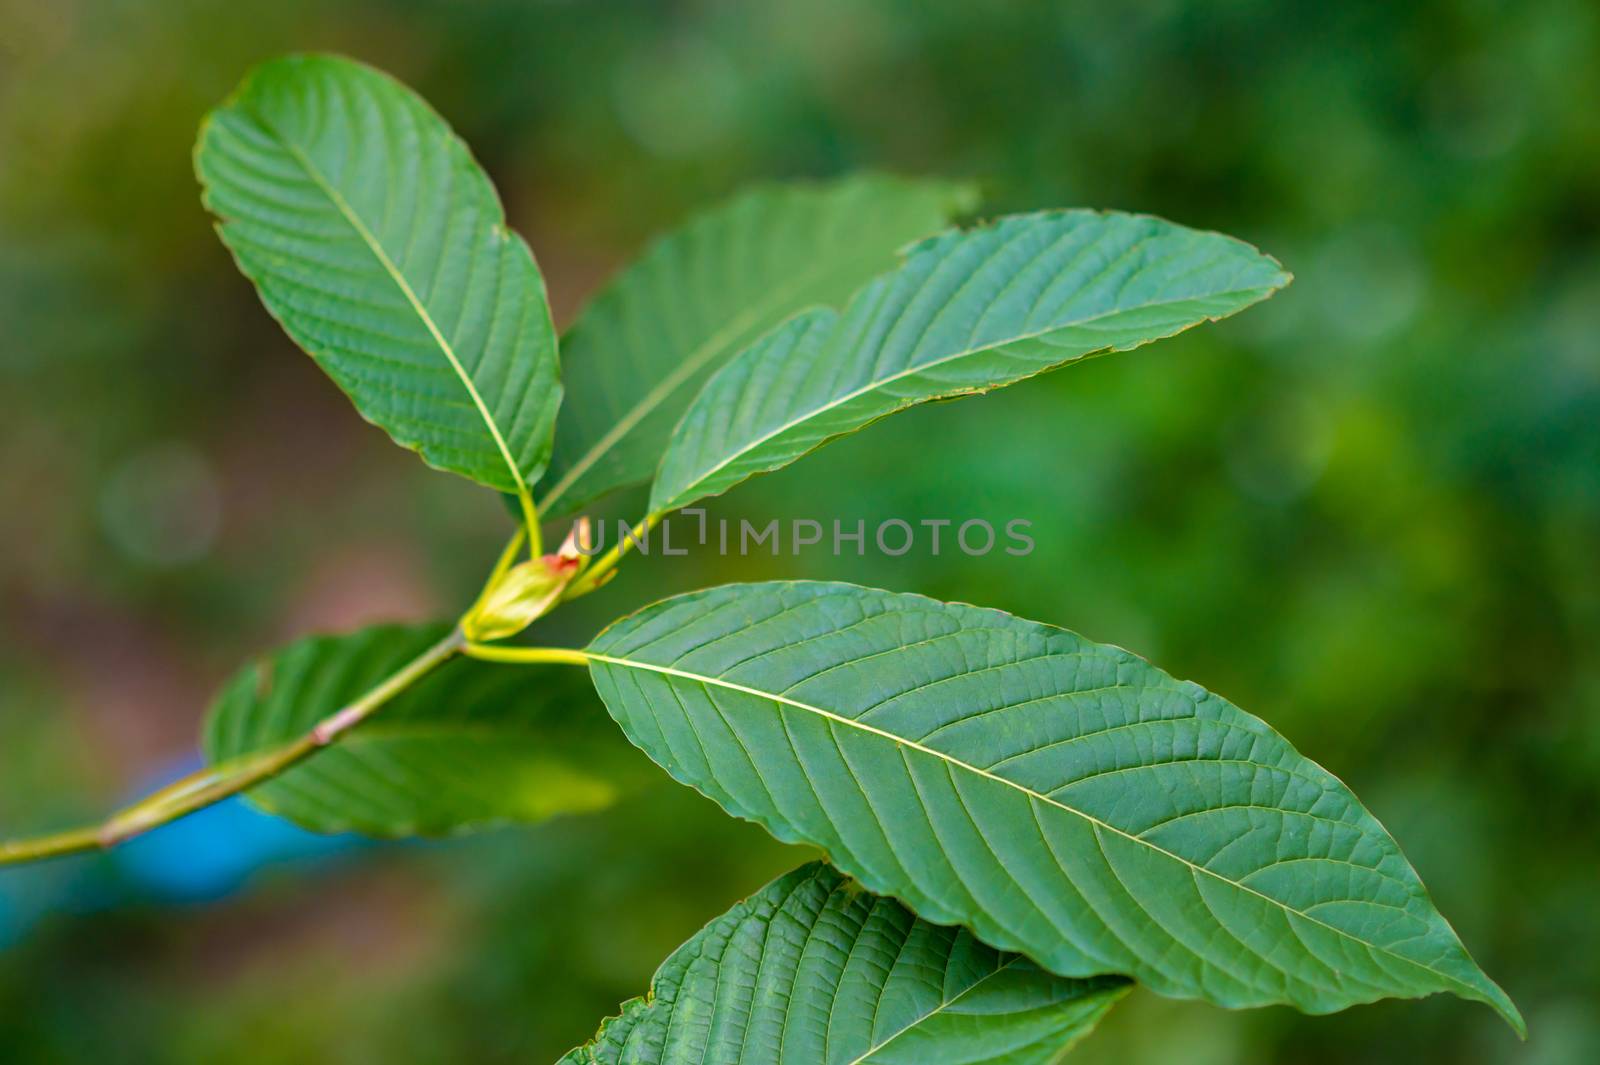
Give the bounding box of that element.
[2,1,1596,1062]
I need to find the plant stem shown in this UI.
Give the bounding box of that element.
[0,629,464,867]
[563,511,661,600]
[461,642,591,667]
[0,825,103,865]
[516,488,543,557]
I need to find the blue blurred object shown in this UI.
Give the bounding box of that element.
[115,755,359,902]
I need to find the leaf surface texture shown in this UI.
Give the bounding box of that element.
[652,211,1289,512]
[561,861,1128,1064]
[585,582,1521,1032]
[543,175,974,515]
[197,54,560,494]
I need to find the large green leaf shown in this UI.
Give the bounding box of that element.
[197,54,559,497]
[205,624,641,837]
[583,582,1522,1033]
[650,211,1289,513]
[561,861,1129,1064]
[539,175,976,516]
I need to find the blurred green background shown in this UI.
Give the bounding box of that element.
[2,1,1596,1062]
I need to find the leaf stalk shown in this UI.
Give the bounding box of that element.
[461,643,591,667]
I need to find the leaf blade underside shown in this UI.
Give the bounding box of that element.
[650,210,1290,513]
[204,624,644,837]
[541,174,976,516]
[560,861,1129,1064]
[584,581,1522,1034]
[197,53,560,495]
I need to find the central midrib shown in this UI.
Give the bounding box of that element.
[659,283,1276,506]
[256,111,528,498]
[583,651,1484,1004]
[844,954,1027,1065]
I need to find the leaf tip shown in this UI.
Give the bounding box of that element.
[1484,984,1528,1040]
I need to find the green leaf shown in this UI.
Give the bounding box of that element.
[196,54,560,499]
[584,582,1523,1034]
[540,175,976,516]
[560,861,1129,1064]
[650,211,1289,513]
[205,624,641,837]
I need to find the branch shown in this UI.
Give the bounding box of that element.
[0,629,464,867]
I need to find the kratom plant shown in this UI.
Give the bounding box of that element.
[0,55,1523,1060]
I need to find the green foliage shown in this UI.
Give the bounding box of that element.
[0,43,1535,1064]
[650,212,1288,512]
[204,624,640,836]
[541,175,975,516]
[585,581,1520,1032]
[196,54,560,501]
[561,862,1129,1064]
